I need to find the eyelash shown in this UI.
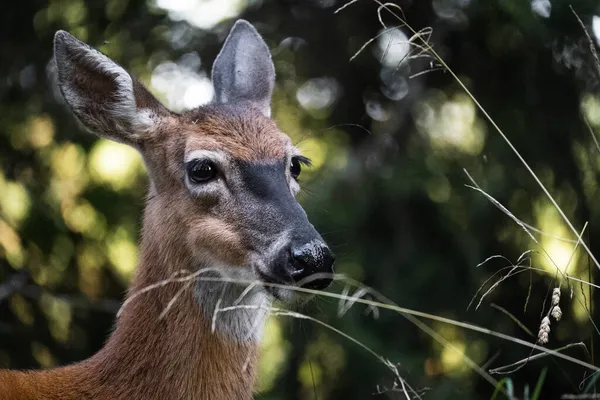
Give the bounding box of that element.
[295,156,312,167]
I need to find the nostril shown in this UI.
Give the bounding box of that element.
[290,242,335,290]
[290,244,322,272]
[291,247,309,266]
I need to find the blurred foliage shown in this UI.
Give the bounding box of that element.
[2,0,600,399]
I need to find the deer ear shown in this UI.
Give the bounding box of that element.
[211,20,275,117]
[53,31,167,146]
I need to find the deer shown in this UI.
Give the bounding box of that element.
[0,19,335,400]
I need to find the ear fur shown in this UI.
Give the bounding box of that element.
[53,31,167,146]
[211,20,275,117]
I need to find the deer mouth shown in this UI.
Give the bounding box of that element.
[254,263,332,303]
[255,268,290,301]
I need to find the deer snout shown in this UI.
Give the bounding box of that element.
[289,240,335,290]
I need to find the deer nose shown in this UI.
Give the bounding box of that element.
[290,241,335,290]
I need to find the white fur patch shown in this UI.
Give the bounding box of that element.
[184,149,228,164]
[253,230,300,303]
[134,108,157,132]
[195,264,269,343]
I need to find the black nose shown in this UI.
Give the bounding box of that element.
[290,241,335,290]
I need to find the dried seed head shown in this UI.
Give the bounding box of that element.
[538,289,563,345]
[551,305,562,321]
[540,316,550,329]
[538,316,551,344]
[552,288,561,306]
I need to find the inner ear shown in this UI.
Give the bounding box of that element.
[67,55,122,105]
[54,30,169,146]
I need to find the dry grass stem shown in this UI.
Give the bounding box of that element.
[218,303,422,399]
[571,6,600,79]
[124,271,600,373]
[489,342,589,375]
[583,116,600,156]
[361,0,600,271]
[490,303,535,338]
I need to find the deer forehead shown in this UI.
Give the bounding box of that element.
[178,109,294,162]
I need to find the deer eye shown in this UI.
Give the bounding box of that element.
[187,160,217,183]
[290,156,311,181]
[290,157,301,180]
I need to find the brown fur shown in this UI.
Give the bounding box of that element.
[182,107,290,162]
[0,107,292,399]
[0,228,258,399]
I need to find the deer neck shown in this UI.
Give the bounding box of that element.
[83,214,269,399]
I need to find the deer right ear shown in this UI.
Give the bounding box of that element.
[53,31,167,146]
[211,20,275,117]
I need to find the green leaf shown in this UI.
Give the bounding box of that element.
[531,368,548,400]
[491,378,514,400]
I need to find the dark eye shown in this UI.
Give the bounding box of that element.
[290,157,302,180]
[290,156,311,180]
[187,160,217,183]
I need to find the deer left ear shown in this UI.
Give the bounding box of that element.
[211,20,275,117]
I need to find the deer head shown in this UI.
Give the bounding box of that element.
[53,21,335,340]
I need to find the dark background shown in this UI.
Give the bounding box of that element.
[1,0,600,398]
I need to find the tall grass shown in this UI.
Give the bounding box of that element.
[118,2,600,398]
